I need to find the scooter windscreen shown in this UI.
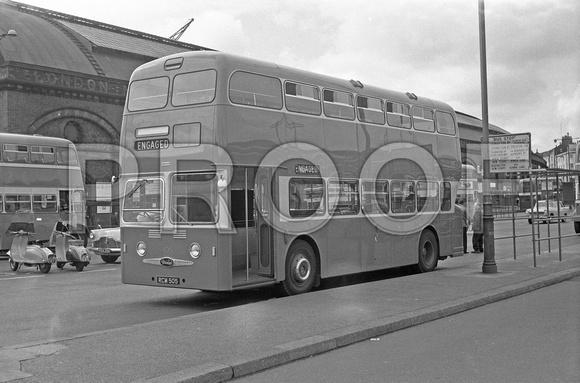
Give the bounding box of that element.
[6,210,36,234]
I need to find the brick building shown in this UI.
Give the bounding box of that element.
[0,0,209,227]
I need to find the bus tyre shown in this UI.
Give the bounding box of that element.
[281,240,317,296]
[415,230,438,273]
[575,222,580,234]
[38,263,51,274]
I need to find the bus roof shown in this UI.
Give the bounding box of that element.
[0,132,75,147]
[129,51,455,113]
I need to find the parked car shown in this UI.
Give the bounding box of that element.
[526,200,573,224]
[89,227,121,263]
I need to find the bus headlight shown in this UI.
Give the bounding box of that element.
[189,242,201,259]
[136,241,147,257]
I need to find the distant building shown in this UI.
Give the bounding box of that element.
[541,133,576,170]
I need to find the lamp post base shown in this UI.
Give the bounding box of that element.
[482,260,498,274]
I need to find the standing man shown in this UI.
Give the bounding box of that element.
[471,202,483,253]
[458,199,469,253]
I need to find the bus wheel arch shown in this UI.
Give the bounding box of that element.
[414,228,439,273]
[280,237,320,296]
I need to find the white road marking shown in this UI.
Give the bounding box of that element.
[0,275,45,281]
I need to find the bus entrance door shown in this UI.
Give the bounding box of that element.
[255,170,274,278]
[231,167,274,287]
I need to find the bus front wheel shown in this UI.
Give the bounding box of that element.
[281,240,317,296]
[415,230,438,273]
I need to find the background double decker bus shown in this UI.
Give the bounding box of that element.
[0,133,85,252]
[120,51,463,295]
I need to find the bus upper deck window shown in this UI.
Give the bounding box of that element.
[386,102,411,129]
[412,107,435,132]
[56,147,79,166]
[436,111,456,135]
[3,144,29,163]
[229,71,283,109]
[285,82,321,115]
[323,89,355,120]
[357,96,385,125]
[172,70,217,106]
[30,146,55,164]
[128,77,170,111]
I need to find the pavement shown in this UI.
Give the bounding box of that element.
[1,246,579,383]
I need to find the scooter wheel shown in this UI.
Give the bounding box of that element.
[38,263,51,274]
[9,259,19,271]
[57,262,66,269]
[75,264,85,272]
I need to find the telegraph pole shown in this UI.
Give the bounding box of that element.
[478,0,497,273]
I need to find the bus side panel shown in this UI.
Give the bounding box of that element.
[360,223,420,271]
[324,217,362,278]
[121,227,229,291]
[360,217,389,270]
[389,232,422,266]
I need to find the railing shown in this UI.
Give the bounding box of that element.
[490,168,580,266]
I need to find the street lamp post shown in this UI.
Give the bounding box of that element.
[478,0,497,273]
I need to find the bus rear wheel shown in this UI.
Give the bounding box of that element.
[281,240,317,296]
[415,230,438,273]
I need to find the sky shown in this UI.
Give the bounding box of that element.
[17,0,580,153]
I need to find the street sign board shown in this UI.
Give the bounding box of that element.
[489,133,531,173]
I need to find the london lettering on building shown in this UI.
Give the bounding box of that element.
[2,66,128,97]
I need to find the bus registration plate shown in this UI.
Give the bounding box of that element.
[156,276,180,285]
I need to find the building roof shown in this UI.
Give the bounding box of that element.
[0,0,211,80]
[456,111,509,135]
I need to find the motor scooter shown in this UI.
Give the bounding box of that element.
[6,211,54,273]
[51,220,91,272]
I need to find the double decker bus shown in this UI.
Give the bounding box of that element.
[518,176,559,211]
[0,133,85,252]
[120,51,462,295]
